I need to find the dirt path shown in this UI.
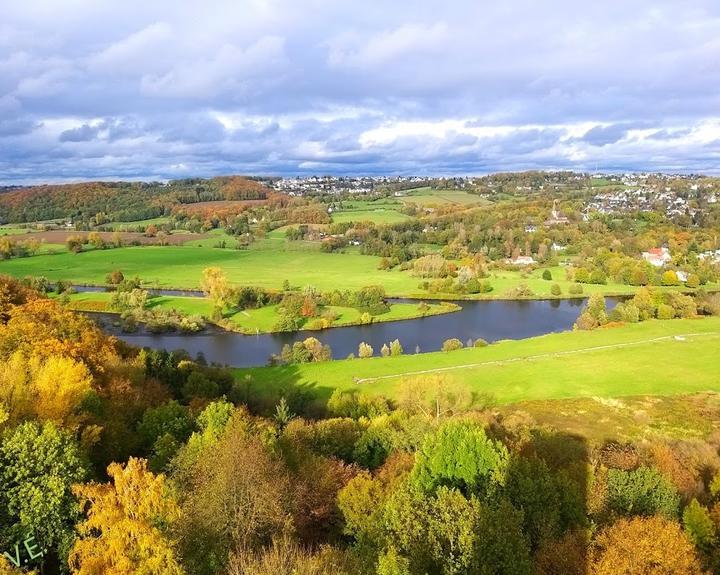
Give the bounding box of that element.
[355,332,720,384]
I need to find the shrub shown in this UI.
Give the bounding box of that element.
[657,303,676,320]
[474,338,489,348]
[685,274,700,289]
[550,283,562,296]
[441,338,464,352]
[389,339,404,356]
[661,270,681,286]
[568,284,584,295]
[542,269,552,281]
[106,270,125,285]
[358,342,374,358]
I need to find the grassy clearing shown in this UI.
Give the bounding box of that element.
[234,318,720,408]
[102,217,172,230]
[497,393,720,444]
[331,208,411,225]
[399,187,488,207]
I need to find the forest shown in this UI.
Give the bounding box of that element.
[1,275,720,575]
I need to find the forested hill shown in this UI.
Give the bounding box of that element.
[0,176,269,224]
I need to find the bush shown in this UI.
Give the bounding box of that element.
[685,274,700,289]
[441,338,464,352]
[657,303,676,320]
[568,284,583,295]
[474,338,489,347]
[550,283,562,296]
[358,342,374,358]
[542,269,552,281]
[106,270,125,285]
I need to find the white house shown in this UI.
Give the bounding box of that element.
[642,247,672,267]
[507,256,537,266]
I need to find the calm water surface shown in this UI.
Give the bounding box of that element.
[95,297,609,367]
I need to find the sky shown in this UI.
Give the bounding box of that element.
[1,0,720,184]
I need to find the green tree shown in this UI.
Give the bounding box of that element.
[0,421,88,562]
[606,466,680,518]
[411,420,509,497]
[683,499,716,551]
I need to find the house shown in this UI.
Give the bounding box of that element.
[675,271,688,283]
[507,256,537,266]
[642,247,672,267]
[698,249,720,263]
[525,225,537,233]
[551,243,566,252]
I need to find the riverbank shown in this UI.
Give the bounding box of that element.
[55,291,460,334]
[233,317,720,411]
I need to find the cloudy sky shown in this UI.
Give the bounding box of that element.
[2,0,720,183]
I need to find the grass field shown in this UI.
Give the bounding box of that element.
[399,187,488,207]
[2,242,713,300]
[234,318,720,409]
[331,208,411,225]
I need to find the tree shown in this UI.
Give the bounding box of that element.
[201,267,231,317]
[606,466,680,518]
[590,516,705,575]
[441,338,463,352]
[683,499,716,551]
[358,342,373,358]
[661,270,681,286]
[87,231,105,249]
[175,417,294,575]
[411,420,509,497]
[106,270,124,285]
[542,269,552,281]
[389,339,404,356]
[381,344,391,357]
[0,421,88,562]
[70,458,184,575]
[274,397,294,431]
[66,235,85,253]
[550,283,562,296]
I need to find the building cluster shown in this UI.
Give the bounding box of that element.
[587,185,716,220]
[272,176,428,195]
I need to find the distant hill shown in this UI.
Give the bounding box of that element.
[0,176,269,224]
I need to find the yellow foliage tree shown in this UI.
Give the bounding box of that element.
[590,516,707,575]
[0,352,93,427]
[69,458,184,575]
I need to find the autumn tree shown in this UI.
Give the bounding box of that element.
[590,516,706,575]
[201,267,231,318]
[70,458,184,575]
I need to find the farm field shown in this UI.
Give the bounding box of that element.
[399,187,488,206]
[56,291,457,333]
[331,207,411,224]
[234,317,720,409]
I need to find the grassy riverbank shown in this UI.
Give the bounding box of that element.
[55,291,459,334]
[233,317,720,410]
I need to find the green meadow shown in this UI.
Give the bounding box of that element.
[399,187,488,206]
[234,317,720,408]
[331,208,411,224]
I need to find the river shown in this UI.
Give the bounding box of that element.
[92,297,611,368]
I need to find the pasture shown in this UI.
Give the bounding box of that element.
[234,317,720,409]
